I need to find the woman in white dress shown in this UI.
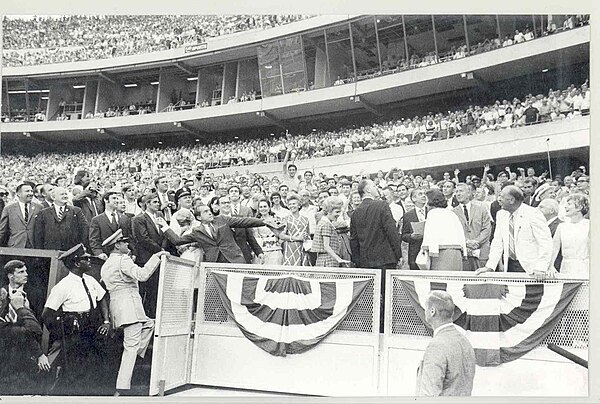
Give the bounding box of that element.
[548,193,589,348]
[549,193,590,277]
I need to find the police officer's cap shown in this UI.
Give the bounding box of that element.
[102,229,129,249]
[174,187,192,205]
[58,244,103,265]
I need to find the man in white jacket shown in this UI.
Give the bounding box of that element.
[476,185,553,281]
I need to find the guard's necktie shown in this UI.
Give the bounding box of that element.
[508,214,516,260]
[463,204,469,222]
[24,203,29,222]
[81,277,96,311]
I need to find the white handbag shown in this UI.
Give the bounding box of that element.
[415,248,431,270]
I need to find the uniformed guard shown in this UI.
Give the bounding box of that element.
[100,229,170,396]
[41,243,112,395]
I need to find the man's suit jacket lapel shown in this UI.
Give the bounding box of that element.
[26,203,39,226]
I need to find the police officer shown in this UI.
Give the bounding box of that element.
[100,229,170,396]
[42,243,111,395]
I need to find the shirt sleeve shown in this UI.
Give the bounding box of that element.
[44,283,66,311]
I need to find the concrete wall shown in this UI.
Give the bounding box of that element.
[95,79,123,114]
[205,117,589,177]
[82,80,98,117]
[222,62,238,102]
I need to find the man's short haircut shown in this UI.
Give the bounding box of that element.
[538,199,559,215]
[503,185,525,202]
[288,164,297,171]
[103,191,122,202]
[523,177,538,187]
[426,291,455,321]
[409,188,424,202]
[154,175,167,187]
[16,183,32,193]
[122,184,133,193]
[456,182,475,193]
[278,184,289,190]
[357,180,370,197]
[228,185,241,194]
[4,260,25,277]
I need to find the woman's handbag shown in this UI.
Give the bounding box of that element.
[415,248,431,270]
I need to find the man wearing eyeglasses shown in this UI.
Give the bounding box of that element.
[576,175,590,195]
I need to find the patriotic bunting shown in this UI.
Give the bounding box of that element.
[212,271,371,357]
[400,279,582,366]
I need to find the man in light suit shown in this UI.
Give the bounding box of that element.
[0,183,41,248]
[476,185,553,280]
[100,229,170,396]
[538,199,563,270]
[416,291,475,396]
[453,183,492,270]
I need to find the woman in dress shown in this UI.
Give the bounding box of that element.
[421,189,466,271]
[279,194,309,266]
[549,193,589,348]
[549,193,590,276]
[253,199,283,265]
[312,196,351,267]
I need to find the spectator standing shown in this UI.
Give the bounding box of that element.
[0,182,41,248]
[538,198,563,270]
[421,189,466,271]
[476,186,553,279]
[100,230,170,396]
[219,194,263,264]
[312,196,349,267]
[549,194,589,276]
[416,291,476,396]
[452,183,492,270]
[280,194,309,266]
[401,189,428,270]
[89,191,134,260]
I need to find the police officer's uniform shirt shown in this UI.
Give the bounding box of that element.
[44,272,106,312]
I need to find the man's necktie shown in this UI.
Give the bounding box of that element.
[91,199,98,216]
[81,277,96,311]
[232,204,238,216]
[508,214,516,260]
[57,206,65,221]
[24,203,29,222]
[463,204,470,222]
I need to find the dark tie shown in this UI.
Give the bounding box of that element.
[463,204,470,222]
[90,199,98,216]
[111,212,118,230]
[24,203,29,222]
[57,206,65,221]
[81,277,96,311]
[232,204,238,216]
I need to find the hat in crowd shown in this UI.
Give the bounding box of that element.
[142,192,159,204]
[339,179,352,186]
[102,229,129,249]
[471,175,481,183]
[58,244,103,266]
[532,183,554,202]
[174,187,192,204]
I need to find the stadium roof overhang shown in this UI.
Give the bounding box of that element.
[0,30,589,144]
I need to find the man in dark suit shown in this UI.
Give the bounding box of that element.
[226,186,264,264]
[350,180,402,270]
[0,260,51,395]
[39,183,55,209]
[521,178,537,206]
[33,187,89,251]
[131,193,173,316]
[73,182,104,224]
[161,205,279,264]
[416,291,475,396]
[0,183,42,248]
[153,175,176,222]
[538,198,563,270]
[350,180,402,333]
[441,181,460,208]
[89,191,134,260]
[401,189,428,270]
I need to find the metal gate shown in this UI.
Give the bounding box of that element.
[149,256,196,396]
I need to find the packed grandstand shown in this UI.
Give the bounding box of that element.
[0,13,590,398]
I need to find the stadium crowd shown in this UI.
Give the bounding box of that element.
[2,15,313,67]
